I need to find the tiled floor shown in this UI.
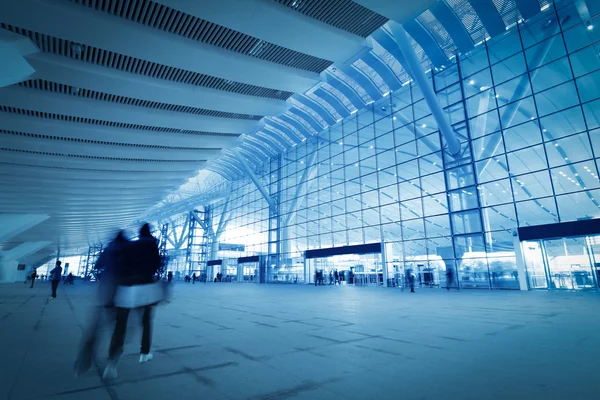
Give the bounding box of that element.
[1,281,600,400]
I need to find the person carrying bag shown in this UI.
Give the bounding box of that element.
[103,223,163,380]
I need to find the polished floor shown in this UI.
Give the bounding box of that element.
[1,281,599,400]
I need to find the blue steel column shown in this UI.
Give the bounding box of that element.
[231,148,276,210]
[390,23,461,156]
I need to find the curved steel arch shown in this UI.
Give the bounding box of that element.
[294,94,337,126]
[313,87,350,118]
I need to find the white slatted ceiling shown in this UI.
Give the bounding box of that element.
[275,0,388,38]
[18,79,263,120]
[1,24,293,100]
[70,0,333,73]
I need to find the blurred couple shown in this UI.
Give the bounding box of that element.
[74,223,169,380]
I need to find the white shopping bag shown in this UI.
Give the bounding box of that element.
[113,281,164,309]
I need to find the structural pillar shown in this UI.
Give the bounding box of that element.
[513,234,529,291]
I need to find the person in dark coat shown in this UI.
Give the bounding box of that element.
[103,224,161,379]
[74,231,128,377]
[29,269,37,288]
[49,261,63,299]
[167,271,173,283]
[446,268,455,291]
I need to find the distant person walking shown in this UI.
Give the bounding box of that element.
[406,269,416,293]
[192,273,197,284]
[446,268,456,291]
[49,261,63,299]
[167,271,173,283]
[29,269,37,288]
[104,223,162,380]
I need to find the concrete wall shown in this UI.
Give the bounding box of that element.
[0,256,20,283]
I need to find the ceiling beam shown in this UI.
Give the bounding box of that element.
[0,163,190,181]
[0,134,221,161]
[153,0,366,62]
[351,0,436,23]
[0,112,240,148]
[0,150,205,172]
[0,176,183,187]
[0,0,319,93]
[0,85,256,133]
[27,52,286,117]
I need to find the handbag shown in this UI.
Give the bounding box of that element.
[113,281,165,309]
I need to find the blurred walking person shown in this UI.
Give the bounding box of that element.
[446,267,457,291]
[104,223,162,379]
[74,231,128,376]
[49,261,63,299]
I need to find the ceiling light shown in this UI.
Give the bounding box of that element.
[587,22,594,31]
[469,80,475,85]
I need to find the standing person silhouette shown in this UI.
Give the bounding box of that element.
[49,261,63,299]
[29,269,37,288]
[104,223,162,379]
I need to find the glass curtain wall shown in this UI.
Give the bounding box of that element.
[198,1,600,289]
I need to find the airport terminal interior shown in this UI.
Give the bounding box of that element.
[2,0,600,398]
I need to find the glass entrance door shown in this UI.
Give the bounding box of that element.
[522,240,548,289]
[305,253,383,286]
[544,237,595,289]
[584,235,600,289]
[522,235,599,290]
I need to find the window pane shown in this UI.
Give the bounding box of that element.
[460,48,489,78]
[577,69,600,103]
[499,96,537,129]
[399,180,422,201]
[540,106,587,140]
[446,165,475,189]
[402,198,423,219]
[482,204,517,232]
[530,57,573,93]
[488,32,521,64]
[402,218,425,240]
[425,214,451,238]
[545,132,593,167]
[469,109,501,139]
[551,161,600,194]
[478,179,514,206]
[495,75,532,107]
[569,42,600,77]
[422,194,448,217]
[557,189,600,222]
[525,34,567,69]
[449,187,479,212]
[535,81,580,117]
[512,170,554,201]
[507,145,548,175]
[452,210,482,234]
[420,172,446,195]
[464,69,494,98]
[516,197,559,226]
[476,155,509,183]
[492,53,527,85]
[474,132,504,161]
[466,90,497,118]
[583,99,600,129]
